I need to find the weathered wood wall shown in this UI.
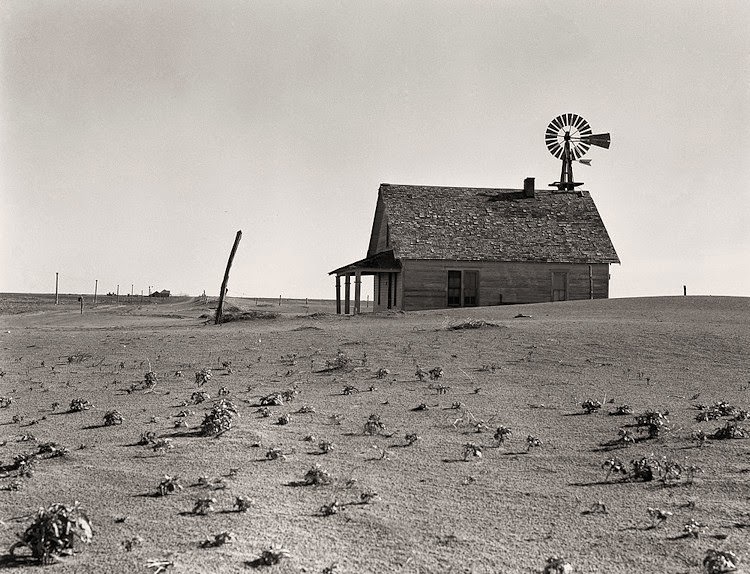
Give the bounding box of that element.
[400,259,610,311]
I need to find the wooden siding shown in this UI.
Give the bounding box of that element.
[367,196,390,256]
[372,271,404,312]
[401,260,610,311]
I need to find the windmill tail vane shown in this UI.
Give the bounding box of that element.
[545,113,610,190]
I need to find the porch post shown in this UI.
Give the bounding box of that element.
[354,271,361,315]
[344,274,351,315]
[335,275,341,314]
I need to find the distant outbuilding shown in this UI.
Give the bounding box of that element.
[330,178,619,313]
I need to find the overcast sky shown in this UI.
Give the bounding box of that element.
[2,1,748,300]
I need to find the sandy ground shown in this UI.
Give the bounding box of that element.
[0,295,748,573]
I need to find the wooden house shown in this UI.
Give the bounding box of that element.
[329,178,619,313]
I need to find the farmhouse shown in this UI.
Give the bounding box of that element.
[329,178,619,313]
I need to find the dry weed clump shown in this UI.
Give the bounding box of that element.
[363,414,386,435]
[233,496,253,512]
[581,399,602,414]
[200,531,234,548]
[543,556,573,574]
[635,410,670,438]
[712,422,747,440]
[103,410,123,426]
[192,497,216,515]
[324,350,353,372]
[199,399,237,437]
[703,549,739,573]
[609,404,633,416]
[404,433,420,446]
[247,546,289,567]
[493,426,512,445]
[318,500,343,516]
[9,502,93,564]
[463,442,483,460]
[0,396,12,408]
[69,398,92,412]
[191,391,210,404]
[195,368,212,386]
[602,457,628,480]
[303,464,332,486]
[157,475,183,496]
[647,507,673,527]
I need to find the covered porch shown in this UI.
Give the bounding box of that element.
[328,250,402,314]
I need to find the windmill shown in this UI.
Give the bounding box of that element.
[546,114,610,191]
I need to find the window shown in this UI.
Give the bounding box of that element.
[448,270,479,307]
[447,271,461,306]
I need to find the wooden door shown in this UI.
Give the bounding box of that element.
[463,271,478,306]
[552,272,567,301]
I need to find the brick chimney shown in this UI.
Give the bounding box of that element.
[524,177,535,198]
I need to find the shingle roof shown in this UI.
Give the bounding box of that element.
[379,184,619,264]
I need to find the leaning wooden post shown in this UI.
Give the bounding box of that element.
[215,230,243,325]
[116,284,119,303]
[94,279,98,305]
[55,273,59,305]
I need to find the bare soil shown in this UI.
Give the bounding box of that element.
[0,295,748,573]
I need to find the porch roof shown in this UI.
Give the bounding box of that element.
[329,249,401,276]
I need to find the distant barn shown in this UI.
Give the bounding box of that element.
[150,289,171,298]
[330,178,619,313]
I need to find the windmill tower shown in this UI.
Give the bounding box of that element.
[545,114,611,191]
